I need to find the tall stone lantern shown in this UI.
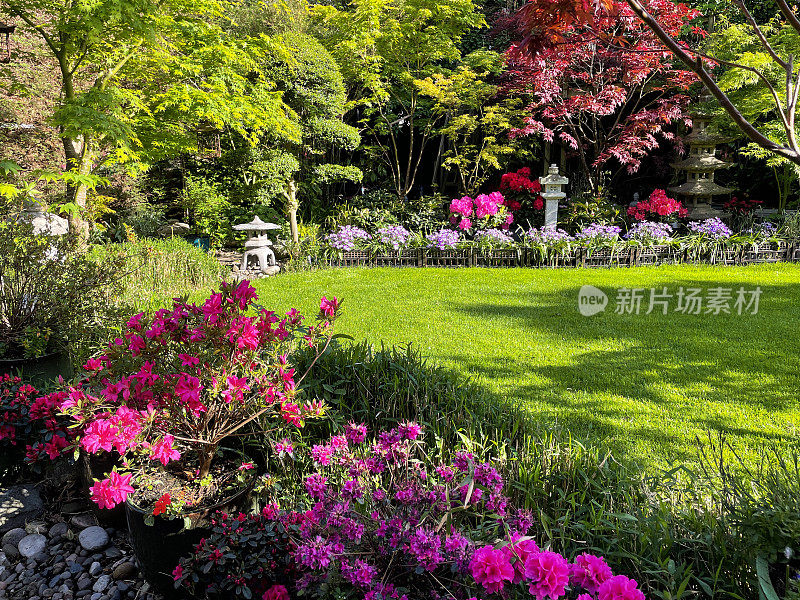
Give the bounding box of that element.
[669,91,732,217]
[539,164,568,228]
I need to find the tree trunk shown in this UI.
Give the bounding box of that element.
[62,135,91,243]
[284,179,299,244]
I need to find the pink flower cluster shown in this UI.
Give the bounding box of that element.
[628,189,688,221]
[449,191,517,231]
[59,280,339,513]
[470,543,644,600]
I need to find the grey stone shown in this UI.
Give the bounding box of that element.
[17,534,46,558]
[1,545,18,561]
[92,575,111,593]
[67,562,83,575]
[0,486,43,534]
[88,562,102,577]
[116,583,128,593]
[50,576,62,588]
[78,528,108,552]
[31,551,48,563]
[1,529,25,548]
[111,563,135,581]
[77,579,91,591]
[49,523,69,539]
[103,548,121,559]
[69,515,96,531]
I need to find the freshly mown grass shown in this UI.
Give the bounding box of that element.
[254,263,800,470]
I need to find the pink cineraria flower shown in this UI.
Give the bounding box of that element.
[150,435,181,466]
[598,575,645,600]
[524,551,571,600]
[320,296,339,318]
[470,545,515,593]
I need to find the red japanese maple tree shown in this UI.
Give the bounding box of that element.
[513,0,800,168]
[503,0,700,191]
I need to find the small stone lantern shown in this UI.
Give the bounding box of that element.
[539,164,568,228]
[233,216,281,273]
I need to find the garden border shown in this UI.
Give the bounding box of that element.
[320,242,800,269]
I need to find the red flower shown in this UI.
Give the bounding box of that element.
[153,493,171,516]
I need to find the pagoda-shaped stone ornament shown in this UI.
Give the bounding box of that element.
[233,216,281,273]
[670,92,732,215]
[539,164,568,227]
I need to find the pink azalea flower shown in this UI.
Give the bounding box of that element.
[178,354,200,367]
[83,357,104,372]
[222,376,250,404]
[127,312,144,331]
[202,292,224,324]
[238,461,254,471]
[150,435,181,466]
[320,296,339,318]
[175,373,204,414]
[81,420,118,454]
[232,280,258,310]
[129,335,146,357]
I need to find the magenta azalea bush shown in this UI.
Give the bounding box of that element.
[60,281,339,513]
[175,423,645,600]
[449,192,516,231]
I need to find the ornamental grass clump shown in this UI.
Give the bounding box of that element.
[174,423,645,600]
[59,281,339,515]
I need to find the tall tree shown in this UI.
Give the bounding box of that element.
[513,0,800,168]
[312,0,484,200]
[1,0,297,239]
[503,0,698,192]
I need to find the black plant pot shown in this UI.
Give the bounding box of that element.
[126,470,255,599]
[0,348,73,387]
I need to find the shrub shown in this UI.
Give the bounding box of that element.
[60,281,337,515]
[627,190,687,222]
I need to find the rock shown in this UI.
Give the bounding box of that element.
[1,529,25,548]
[67,562,83,576]
[49,523,69,539]
[78,527,108,552]
[92,575,111,593]
[104,548,121,559]
[88,563,102,577]
[0,486,43,534]
[17,534,46,558]
[0,545,16,561]
[69,515,96,531]
[111,563,136,581]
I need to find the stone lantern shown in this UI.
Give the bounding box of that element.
[669,91,732,218]
[539,164,568,228]
[233,216,281,274]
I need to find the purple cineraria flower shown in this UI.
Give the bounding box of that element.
[326,225,372,251]
[527,225,573,244]
[474,228,514,245]
[426,228,460,250]
[687,217,732,239]
[576,223,622,241]
[625,220,673,242]
[376,225,411,250]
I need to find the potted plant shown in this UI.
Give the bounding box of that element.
[60,280,339,595]
[0,207,118,384]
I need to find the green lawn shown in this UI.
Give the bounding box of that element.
[253,264,800,469]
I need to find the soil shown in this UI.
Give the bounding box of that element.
[130,455,250,514]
